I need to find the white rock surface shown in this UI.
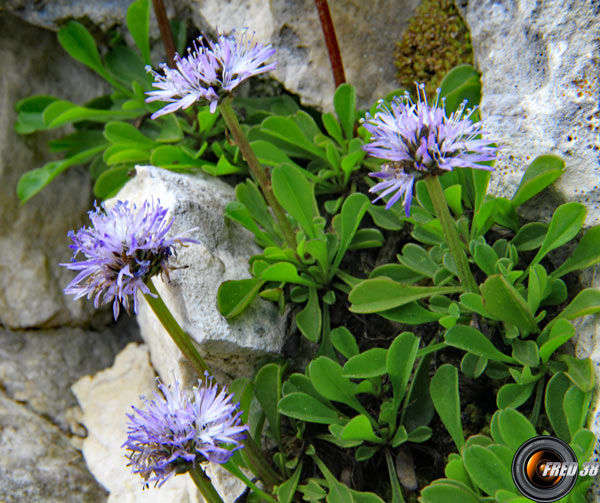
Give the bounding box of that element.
[462,1,600,498]
[5,0,420,111]
[0,13,109,329]
[72,342,204,503]
[461,0,600,226]
[110,166,287,386]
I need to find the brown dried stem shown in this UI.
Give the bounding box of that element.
[151,0,177,67]
[314,0,346,88]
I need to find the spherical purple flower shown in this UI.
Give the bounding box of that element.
[362,84,499,216]
[146,29,277,118]
[123,376,248,488]
[61,200,197,320]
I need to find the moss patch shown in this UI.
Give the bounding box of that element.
[395,0,473,96]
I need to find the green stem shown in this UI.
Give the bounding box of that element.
[424,175,479,294]
[219,97,297,249]
[144,279,211,379]
[223,460,277,502]
[188,466,225,503]
[143,279,282,488]
[530,376,546,428]
[385,448,406,503]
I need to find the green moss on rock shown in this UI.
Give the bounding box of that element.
[395,0,473,96]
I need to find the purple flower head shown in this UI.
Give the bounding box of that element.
[61,200,197,320]
[123,375,248,488]
[146,28,276,118]
[362,84,499,216]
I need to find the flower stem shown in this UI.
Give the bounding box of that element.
[385,448,406,503]
[219,97,296,249]
[424,175,478,294]
[314,0,346,88]
[151,0,177,68]
[143,278,282,488]
[144,279,211,379]
[189,466,225,503]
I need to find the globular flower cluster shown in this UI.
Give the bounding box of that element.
[123,376,248,488]
[363,84,498,216]
[61,200,197,319]
[146,29,277,117]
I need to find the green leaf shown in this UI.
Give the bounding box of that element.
[531,202,587,267]
[331,327,359,359]
[563,386,589,437]
[276,462,303,503]
[430,364,464,449]
[343,348,388,378]
[57,21,114,84]
[217,278,264,319]
[407,425,432,443]
[511,340,539,367]
[260,262,315,287]
[341,415,383,443]
[439,64,482,112]
[552,226,600,278]
[14,95,58,134]
[551,288,600,325]
[309,357,368,416]
[398,243,440,278]
[420,479,481,503]
[473,242,498,276]
[570,429,596,463]
[511,155,565,207]
[539,319,575,364]
[229,377,253,424]
[349,277,462,313]
[387,332,419,409]
[463,444,515,495]
[259,113,327,160]
[126,0,151,65]
[379,302,443,325]
[42,100,142,128]
[511,222,548,251]
[104,121,157,148]
[496,408,536,451]
[93,165,132,199]
[17,145,105,202]
[332,193,370,273]
[366,204,404,231]
[445,325,515,364]
[236,180,277,237]
[296,287,322,343]
[105,45,150,87]
[272,165,318,238]
[481,275,538,334]
[322,112,345,147]
[497,382,535,409]
[333,83,356,140]
[348,228,384,249]
[254,363,282,444]
[404,353,435,431]
[545,372,572,441]
[562,355,595,393]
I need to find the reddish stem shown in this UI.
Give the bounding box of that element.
[151,0,177,67]
[314,0,346,88]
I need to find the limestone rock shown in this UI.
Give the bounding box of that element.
[0,319,140,431]
[461,0,600,226]
[0,389,107,503]
[110,166,288,385]
[5,0,420,111]
[0,12,108,329]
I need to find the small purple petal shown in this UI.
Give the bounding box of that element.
[123,376,248,488]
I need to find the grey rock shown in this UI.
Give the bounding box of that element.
[4,0,420,110]
[0,12,109,329]
[463,0,600,226]
[0,389,107,503]
[110,166,288,385]
[0,319,140,431]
